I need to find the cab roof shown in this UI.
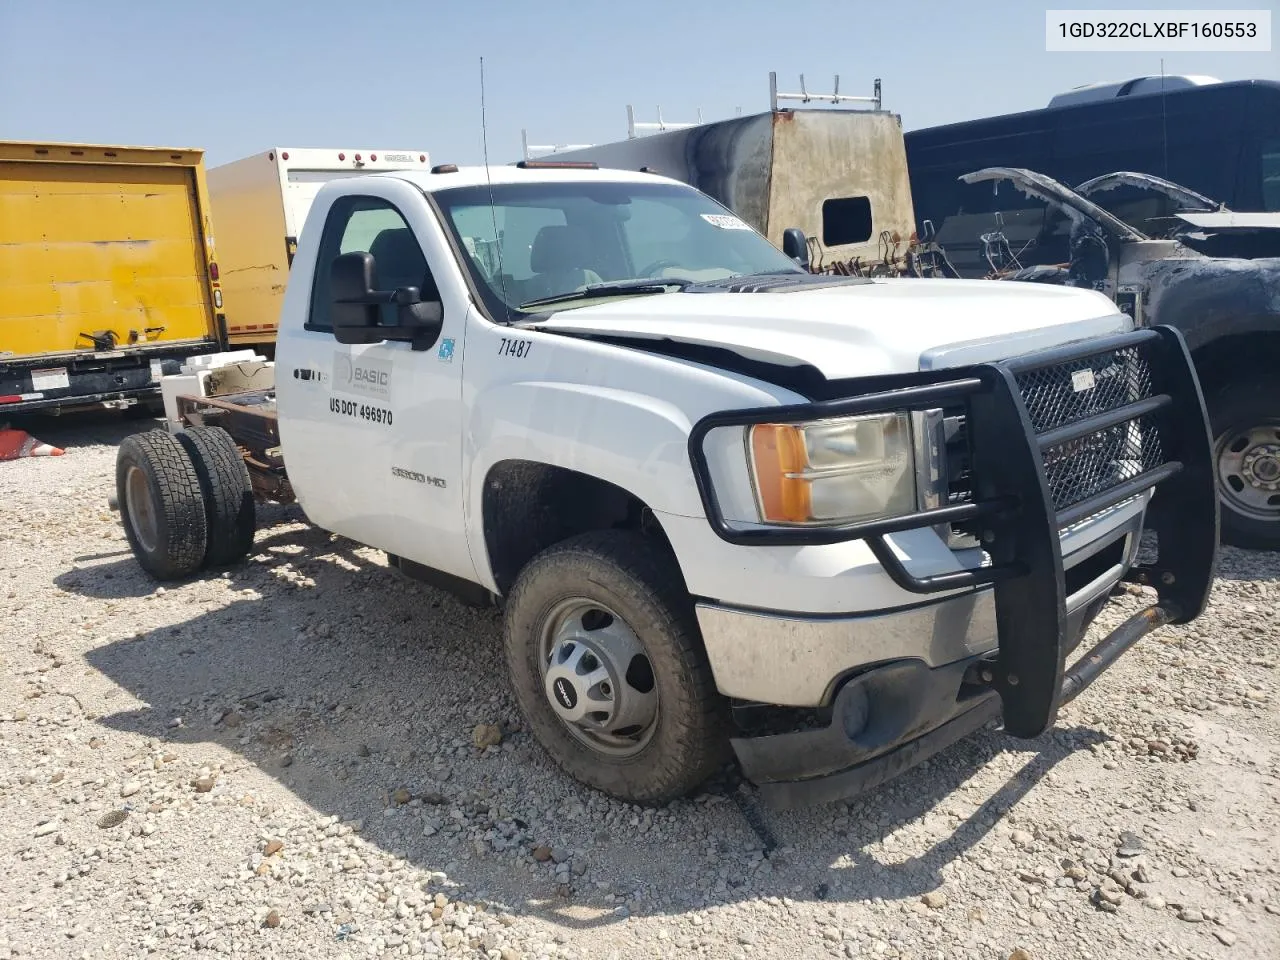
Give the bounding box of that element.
[366,163,683,193]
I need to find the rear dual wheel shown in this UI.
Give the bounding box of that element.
[116,427,255,581]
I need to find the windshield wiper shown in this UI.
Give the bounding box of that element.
[519,277,690,310]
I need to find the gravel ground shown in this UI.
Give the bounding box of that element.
[1,415,1277,960]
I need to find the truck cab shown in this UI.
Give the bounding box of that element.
[116,162,1217,809]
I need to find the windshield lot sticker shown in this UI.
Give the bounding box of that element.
[438,337,455,363]
[334,353,391,400]
[700,213,752,230]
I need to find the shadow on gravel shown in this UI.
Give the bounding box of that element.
[84,527,1110,931]
[56,505,322,600]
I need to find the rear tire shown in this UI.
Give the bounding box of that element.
[1208,379,1280,551]
[503,530,730,805]
[116,431,208,581]
[176,426,256,567]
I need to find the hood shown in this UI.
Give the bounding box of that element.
[1173,210,1280,234]
[532,278,1129,380]
[1075,171,1220,213]
[959,167,1148,243]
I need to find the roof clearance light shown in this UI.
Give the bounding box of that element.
[354,154,362,162]
[515,160,598,170]
[281,151,289,161]
[338,152,345,161]
[419,154,426,163]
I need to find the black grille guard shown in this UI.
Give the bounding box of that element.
[687,325,1219,738]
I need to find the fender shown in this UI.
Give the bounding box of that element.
[1143,256,1280,351]
[461,331,798,592]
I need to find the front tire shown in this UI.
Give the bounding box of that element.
[1209,379,1280,550]
[503,530,730,805]
[116,431,208,581]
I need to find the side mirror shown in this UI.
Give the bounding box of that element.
[330,252,444,351]
[331,252,384,345]
[782,227,810,270]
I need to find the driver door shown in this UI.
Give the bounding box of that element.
[275,179,474,582]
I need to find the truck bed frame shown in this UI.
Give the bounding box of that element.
[173,388,293,504]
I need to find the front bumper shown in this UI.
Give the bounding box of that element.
[735,603,1178,809]
[686,326,1218,806]
[696,492,1146,708]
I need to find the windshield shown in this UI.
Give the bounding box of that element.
[432,180,804,318]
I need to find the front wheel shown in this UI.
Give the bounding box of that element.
[1210,379,1280,551]
[503,530,730,805]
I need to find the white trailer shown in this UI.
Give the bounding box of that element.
[207,147,430,352]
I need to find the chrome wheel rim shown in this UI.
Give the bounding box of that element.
[124,465,160,553]
[538,597,658,757]
[1215,422,1280,521]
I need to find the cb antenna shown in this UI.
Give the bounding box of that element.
[480,56,512,324]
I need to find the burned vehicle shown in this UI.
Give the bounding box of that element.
[957,167,1280,550]
[1075,171,1280,260]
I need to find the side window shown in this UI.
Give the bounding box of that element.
[822,196,873,246]
[307,197,435,331]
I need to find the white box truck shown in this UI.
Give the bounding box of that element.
[207,148,430,354]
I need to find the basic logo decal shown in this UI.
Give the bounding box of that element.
[333,352,392,400]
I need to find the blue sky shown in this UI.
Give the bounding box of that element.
[1,1,1276,168]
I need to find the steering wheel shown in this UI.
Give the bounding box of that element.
[638,258,681,278]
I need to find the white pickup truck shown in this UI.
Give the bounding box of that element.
[113,160,1218,808]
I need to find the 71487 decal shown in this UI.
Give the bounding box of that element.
[498,337,531,358]
[330,397,393,426]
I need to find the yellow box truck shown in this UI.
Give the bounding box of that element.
[0,141,226,414]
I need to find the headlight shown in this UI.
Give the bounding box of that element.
[747,412,916,525]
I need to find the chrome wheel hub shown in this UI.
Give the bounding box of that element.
[540,599,658,756]
[1216,424,1280,520]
